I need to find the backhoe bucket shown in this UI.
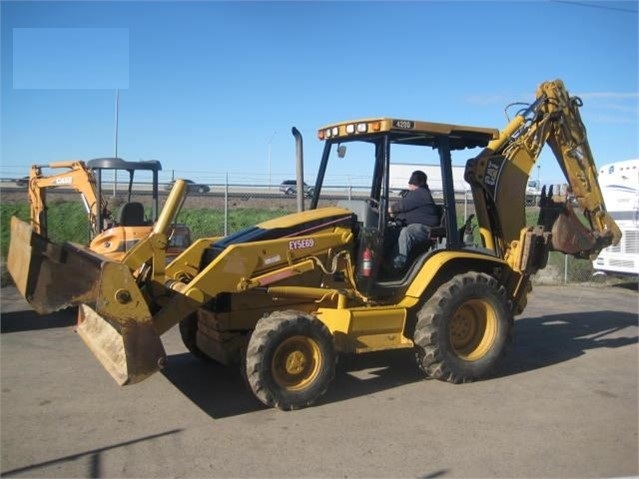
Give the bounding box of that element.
[7,216,166,385]
[536,200,615,260]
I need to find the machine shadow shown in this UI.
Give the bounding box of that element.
[161,348,423,419]
[495,310,638,378]
[161,355,263,418]
[163,309,637,419]
[0,307,77,333]
[322,349,423,403]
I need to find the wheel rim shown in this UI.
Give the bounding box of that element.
[449,299,497,361]
[271,335,322,391]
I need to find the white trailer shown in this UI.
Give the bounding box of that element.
[592,159,639,278]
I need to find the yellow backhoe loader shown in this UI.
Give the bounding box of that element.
[7,80,621,410]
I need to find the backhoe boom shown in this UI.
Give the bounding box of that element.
[465,79,621,266]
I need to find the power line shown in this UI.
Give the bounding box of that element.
[550,0,639,13]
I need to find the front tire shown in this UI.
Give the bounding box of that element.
[413,272,512,383]
[178,313,212,362]
[245,311,336,410]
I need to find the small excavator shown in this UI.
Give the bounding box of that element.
[7,80,621,410]
[13,157,191,261]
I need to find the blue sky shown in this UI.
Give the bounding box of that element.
[1,0,637,187]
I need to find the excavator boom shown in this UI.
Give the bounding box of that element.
[27,161,107,238]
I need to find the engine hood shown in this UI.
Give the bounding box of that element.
[199,207,355,268]
[214,207,355,248]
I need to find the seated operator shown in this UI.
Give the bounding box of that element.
[388,170,441,270]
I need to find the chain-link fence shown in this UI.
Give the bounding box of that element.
[2,181,634,287]
[534,253,597,285]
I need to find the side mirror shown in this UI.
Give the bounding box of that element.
[337,145,347,158]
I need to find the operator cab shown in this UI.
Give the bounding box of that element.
[87,157,163,231]
[312,118,498,294]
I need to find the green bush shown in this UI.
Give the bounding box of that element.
[1,203,31,258]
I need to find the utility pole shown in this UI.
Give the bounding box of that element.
[267,131,277,189]
[113,89,120,196]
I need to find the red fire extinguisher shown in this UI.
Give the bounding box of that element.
[361,247,372,277]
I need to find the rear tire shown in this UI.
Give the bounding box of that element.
[245,311,336,410]
[413,272,512,383]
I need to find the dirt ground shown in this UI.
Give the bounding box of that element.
[1,282,637,478]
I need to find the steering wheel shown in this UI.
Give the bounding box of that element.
[387,217,406,229]
[366,198,379,210]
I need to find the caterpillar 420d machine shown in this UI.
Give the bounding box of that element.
[7,80,620,410]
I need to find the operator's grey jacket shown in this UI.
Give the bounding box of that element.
[389,186,440,227]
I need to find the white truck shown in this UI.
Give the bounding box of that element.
[390,162,542,206]
[389,162,468,196]
[525,179,541,206]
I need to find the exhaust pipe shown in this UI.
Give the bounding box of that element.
[292,127,305,213]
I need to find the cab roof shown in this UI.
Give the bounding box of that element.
[318,117,499,151]
[87,157,162,171]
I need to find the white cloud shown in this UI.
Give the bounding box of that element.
[575,92,639,100]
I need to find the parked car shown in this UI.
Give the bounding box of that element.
[14,176,29,187]
[279,180,314,198]
[525,179,541,206]
[165,179,210,193]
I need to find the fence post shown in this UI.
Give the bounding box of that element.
[224,173,229,236]
[564,254,568,284]
[464,189,468,221]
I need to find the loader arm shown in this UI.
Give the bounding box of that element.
[465,79,621,269]
[28,161,108,238]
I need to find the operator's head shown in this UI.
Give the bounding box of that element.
[408,170,427,188]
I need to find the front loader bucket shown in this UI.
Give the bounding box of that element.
[7,216,166,385]
[77,304,164,385]
[8,216,102,314]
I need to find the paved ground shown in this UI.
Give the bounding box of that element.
[1,283,637,478]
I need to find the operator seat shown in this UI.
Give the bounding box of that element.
[410,204,446,257]
[428,204,446,243]
[117,202,146,227]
